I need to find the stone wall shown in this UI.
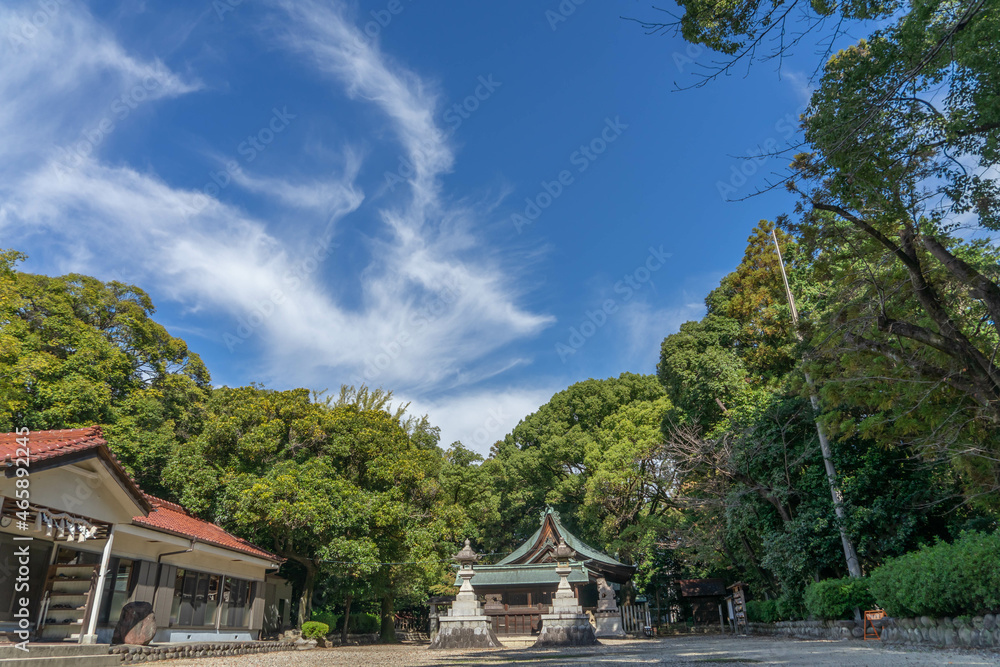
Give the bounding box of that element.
[110,641,296,662]
[746,614,1000,650]
[875,614,1000,649]
[317,633,380,647]
[748,620,861,640]
[656,625,722,636]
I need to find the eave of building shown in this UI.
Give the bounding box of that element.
[115,523,283,570]
[455,561,592,587]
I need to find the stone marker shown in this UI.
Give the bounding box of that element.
[429,539,503,649]
[112,602,157,645]
[533,537,599,647]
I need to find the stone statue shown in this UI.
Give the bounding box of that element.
[593,576,625,638]
[596,577,618,611]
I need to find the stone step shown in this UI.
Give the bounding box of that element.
[0,644,118,667]
[498,636,536,648]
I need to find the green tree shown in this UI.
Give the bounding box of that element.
[0,251,210,492]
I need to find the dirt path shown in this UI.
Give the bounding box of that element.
[163,635,1000,667]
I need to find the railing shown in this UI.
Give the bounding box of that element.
[484,603,546,635]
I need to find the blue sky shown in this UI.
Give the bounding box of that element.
[0,0,818,453]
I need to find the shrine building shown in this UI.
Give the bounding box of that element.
[464,508,635,636]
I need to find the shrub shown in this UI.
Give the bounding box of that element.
[311,611,340,631]
[776,589,805,621]
[804,578,875,620]
[336,612,380,634]
[746,599,779,623]
[301,621,329,639]
[869,531,1000,618]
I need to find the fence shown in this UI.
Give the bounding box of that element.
[621,602,653,635]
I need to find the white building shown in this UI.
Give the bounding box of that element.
[0,427,289,644]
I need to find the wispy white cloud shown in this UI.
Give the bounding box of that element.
[0,2,199,168]
[614,300,706,370]
[405,385,560,456]
[0,0,552,411]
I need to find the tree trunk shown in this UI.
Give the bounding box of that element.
[341,593,352,644]
[380,594,396,643]
[771,228,863,579]
[805,370,863,578]
[296,562,317,627]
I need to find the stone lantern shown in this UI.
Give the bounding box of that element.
[429,539,503,649]
[551,538,580,613]
[451,539,481,616]
[533,537,599,646]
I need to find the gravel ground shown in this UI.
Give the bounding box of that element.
[159,635,1000,667]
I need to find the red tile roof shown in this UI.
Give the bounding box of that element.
[0,427,281,564]
[136,495,282,563]
[0,426,106,464]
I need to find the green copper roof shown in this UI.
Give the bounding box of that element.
[455,562,591,587]
[495,508,628,568]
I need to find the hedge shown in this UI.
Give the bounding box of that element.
[311,611,340,631]
[746,600,779,623]
[335,612,380,634]
[803,578,874,620]
[301,621,329,639]
[868,531,1000,618]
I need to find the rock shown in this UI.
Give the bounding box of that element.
[112,602,157,646]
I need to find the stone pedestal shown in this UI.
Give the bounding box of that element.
[594,610,625,638]
[535,612,600,646]
[431,616,504,649]
[429,540,503,650]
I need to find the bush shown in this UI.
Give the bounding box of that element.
[804,578,875,620]
[301,621,329,639]
[776,589,805,621]
[746,599,779,623]
[311,611,340,631]
[335,612,380,634]
[869,531,1000,618]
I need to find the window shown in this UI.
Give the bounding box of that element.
[98,558,134,624]
[220,577,254,627]
[169,568,222,628]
